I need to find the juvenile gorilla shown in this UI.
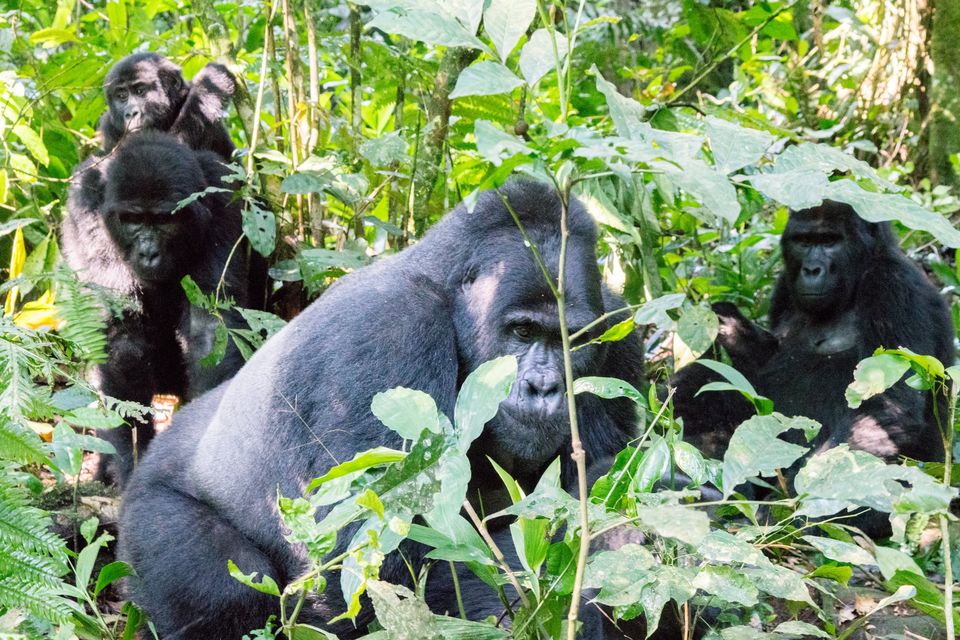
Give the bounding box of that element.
[61,132,259,486]
[99,52,236,160]
[674,201,953,469]
[119,182,643,639]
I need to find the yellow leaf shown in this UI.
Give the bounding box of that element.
[4,225,26,316]
[14,289,64,331]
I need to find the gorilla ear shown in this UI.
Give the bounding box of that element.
[157,58,188,102]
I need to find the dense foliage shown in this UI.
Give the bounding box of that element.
[0,0,958,638]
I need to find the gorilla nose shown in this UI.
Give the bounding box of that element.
[521,375,565,415]
[124,109,140,122]
[139,250,161,269]
[802,265,823,278]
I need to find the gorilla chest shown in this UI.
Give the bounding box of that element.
[760,313,862,424]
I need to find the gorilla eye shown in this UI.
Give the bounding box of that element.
[116,89,129,100]
[133,86,145,96]
[512,324,535,340]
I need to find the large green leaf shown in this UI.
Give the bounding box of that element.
[367,9,487,50]
[483,0,536,62]
[450,61,523,99]
[519,29,568,86]
[722,413,820,496]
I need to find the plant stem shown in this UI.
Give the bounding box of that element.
[552,187,591,640]
[246,0,278,180]
[940,379,956,640]
[462,500,529,609]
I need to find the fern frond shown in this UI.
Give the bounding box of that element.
[452,95,516,126]
[0,577,77,624]
[0,474,65,557]
[0,472,72,625]
[0,417,48,467]
[52,268,108,365]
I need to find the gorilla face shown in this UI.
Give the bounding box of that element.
[782,201,871,316]
[103,206,206,283]
[455,231,606,465]
[101,133,210,284]
[104,53,188,139]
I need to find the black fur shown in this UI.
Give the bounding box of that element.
[118,182,644,639]
[99,52,236,160]
[61,132,259,486]
[674,200,954,471]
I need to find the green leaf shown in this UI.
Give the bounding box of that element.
[801,536,876,566]
[519,29,568,86]
[62,407,124,429]
[689,359,760,399]
[367,580,439,638]
[825,180,960,248]
[591,318,635,345]
[692,565,759,606]
[584,543,656,606]
[635,504,709,546]
[705,117,774,174]
[199,321,229,368]
[474,120,532,166]
[634,437,671,493]
[675,305,719,367]
[12,125,49,167]
[453,356,517,452]
[658,158,741,223]
[633,293,685,328]
[367,9,487,50]
[573,376,643,402]
[371,387,440,440]
[94,561,134,596]
[673,441,709,484]
[281,172,331,194]
[722,413,820,496]
[743,169,831,210]
[359,132,408,167]
[874,546,923,580]
[242,201,277,257]
[846,353,927,409]
[29,27,79,47]
[227,559,281,596]
[592,66,651,141]
[180,275,209,309]
[306,448,407,492]
[450,61,523,99]
[884,569,960,627]
[483,0,536,62]
[76,533,111,592]
[795,445,957,518]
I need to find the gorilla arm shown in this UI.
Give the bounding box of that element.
[170,63,237,161]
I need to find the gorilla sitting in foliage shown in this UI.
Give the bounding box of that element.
[99,52,236,160]
[118,181,644,639]
[61,132,260,486]
[673,201,953,472]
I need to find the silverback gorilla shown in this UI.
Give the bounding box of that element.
[61,132,260,486]
[99,52,236,160]
[673,201,953,472]
[119,182,643,639]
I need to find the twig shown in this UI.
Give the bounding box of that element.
[667,1,799,107]
[462,500,529,609]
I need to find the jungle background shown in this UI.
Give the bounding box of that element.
[1,0,959,638]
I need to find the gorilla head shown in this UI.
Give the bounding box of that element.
[101,53,189,146]
[101,132,211,284]
[453,193,607,464]
[780,200,884,316]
